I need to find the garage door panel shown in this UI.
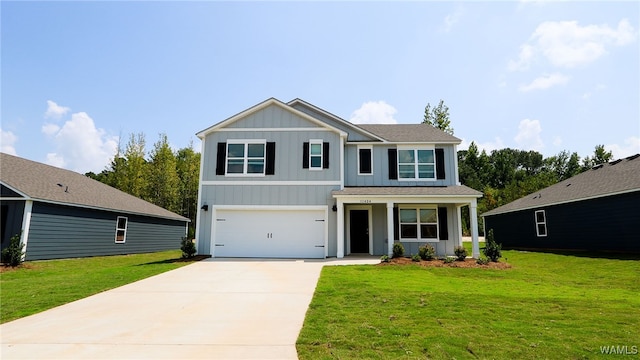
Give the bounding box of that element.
[213,209,326,258]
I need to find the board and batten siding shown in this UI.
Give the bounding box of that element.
[25,202,186,261]
[289,103,376,142]
[484,191,640,253]
[344,144,458,187]
[224,104,317,129]
[0,200,26,251]
[396,204,460,256]
[202,131,342,182]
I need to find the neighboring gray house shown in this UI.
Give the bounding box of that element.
[482,154,640,253]
[195,98,482,258]
[0,153,189,261]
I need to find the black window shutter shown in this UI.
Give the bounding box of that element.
[435,148,446,180]
[302,142,309,169]
[388,149,398,180]
[438,207,448,240]
[216,142,227,175]
[265,142,276,175]
[323,142,330,169]
[393,207,399,240]
[359,148,372,174]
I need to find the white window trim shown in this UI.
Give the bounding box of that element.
[357,145,373,176]
[398,205,439,242]
[309,139,323,171]
[535,210,547,237]
[115,216,128,244]
[225,139,267,177]
[397,145,436,181]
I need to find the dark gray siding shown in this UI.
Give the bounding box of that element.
[1,200,25,252]
[26,202,186,260]
[1,184,23,197]
[484,191,640,253]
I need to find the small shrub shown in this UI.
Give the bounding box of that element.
[180,237,197,259]
[454,246,468,261]
[476,256,490,265]
[483,229,502,262]
[1,233,25,267]
[411,253,421,262]
[392,243,405,258]
[380,254,390,263]
[418,244,436,260]
[443,256,455,264]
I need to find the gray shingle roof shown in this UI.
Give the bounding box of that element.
[0,153,189,221]
[482,154,640,217]
[356,124,461,143]
[332,186,482,197]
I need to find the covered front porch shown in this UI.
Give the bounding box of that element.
[332,187,482,259]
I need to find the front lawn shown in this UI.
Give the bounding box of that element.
[297,249,640,359]
[0,250,198,323]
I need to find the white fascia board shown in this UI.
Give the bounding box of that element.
[214,205,328,211]
[481,188,640,218]
[0,181,30,198]
[201,180,341,186]
[332,194,482,204]
[286,98,386,142]
[196,98,347,139]
[345,140,461,146]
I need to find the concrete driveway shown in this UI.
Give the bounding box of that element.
[1,257,378,359]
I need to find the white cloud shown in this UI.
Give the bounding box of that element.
[350,101,398,124]
[514,119,544,151]
[552,136,563,147]
[509,19,637,70]
[606,136,640,159]
[44,100,70,119]
[42,111,119,173]
[1,128,18,155]
[519,73,569,92]
[441,6,464,33]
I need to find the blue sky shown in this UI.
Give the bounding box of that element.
[2,1,638,173]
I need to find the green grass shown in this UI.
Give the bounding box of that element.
[1,250,197,323]
[297,249,640,359]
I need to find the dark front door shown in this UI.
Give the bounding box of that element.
[350,210,369,253]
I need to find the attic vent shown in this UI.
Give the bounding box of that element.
[592,164,604,170]
[566,183,571,187]
[626,154,640,160]
[610,159,622,165]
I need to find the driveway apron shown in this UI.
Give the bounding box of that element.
[1,258,378,359]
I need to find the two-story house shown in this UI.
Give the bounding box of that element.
[195,98,482,259]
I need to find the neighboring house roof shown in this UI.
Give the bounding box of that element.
[357,124,461,144]
[332,186,482,197]
[482,154,640,217]
[0,153,189,222]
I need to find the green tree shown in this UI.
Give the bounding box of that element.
[121,133,148,198]
[422,100,454,135]
[146,133,180,212]
[582,144,614,169]
[176,142,200,238]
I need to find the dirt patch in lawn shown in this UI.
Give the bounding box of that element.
[379,257,511,269]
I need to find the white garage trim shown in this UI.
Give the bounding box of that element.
[210,205,328,258]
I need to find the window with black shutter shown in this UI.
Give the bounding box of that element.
[359,147,372,175]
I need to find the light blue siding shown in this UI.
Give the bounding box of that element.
[345,144,458,186]
[289,103,377,142]
[225,104,317,129]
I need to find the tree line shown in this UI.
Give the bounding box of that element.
[85,133,200,238]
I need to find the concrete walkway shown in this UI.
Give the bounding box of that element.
[1,257,379,360]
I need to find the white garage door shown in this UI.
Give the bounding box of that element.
[213,208,326,258]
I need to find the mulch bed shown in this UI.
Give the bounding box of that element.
[378,257,511,269]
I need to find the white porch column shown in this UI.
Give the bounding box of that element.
[337,199,344,258]
[470,199,480,258]
[386,201,394,256]
[20,200,33,261]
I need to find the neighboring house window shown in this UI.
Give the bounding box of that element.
[115,216,128,243]
[397,146,436,180]
[535,210,547,237]
[226,140,266,176]
[399,207,438,241]
[358,146,372,175]
[303,141,330,169]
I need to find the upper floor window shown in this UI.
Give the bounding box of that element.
[358,146,372,175]
[303,140,330,170]
[226,140,266,175]
[115,216,127,243]
[398,146,435,180]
